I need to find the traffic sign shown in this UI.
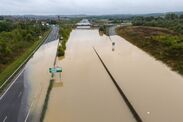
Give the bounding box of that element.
[49,67,62,73]
[55,67,62,72]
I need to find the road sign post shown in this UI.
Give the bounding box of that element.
[49,67,62,73]
[49,67,62,80]
[112,42,115,51]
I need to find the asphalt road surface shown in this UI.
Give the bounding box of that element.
[0,25,59,122]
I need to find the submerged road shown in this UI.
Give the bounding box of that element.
[45,27,183,122]
[95,34,183,122]
[45,29,136,122]
[1,22,183,122]
[0,26,59,122]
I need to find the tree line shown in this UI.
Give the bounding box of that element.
[132,13,183,34]
[0,19,48,72]
[57,20,73,57]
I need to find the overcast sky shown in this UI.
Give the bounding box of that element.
[0,0,183,15]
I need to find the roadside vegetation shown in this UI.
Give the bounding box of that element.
[57,20,75,57]
[116,13,183,75]
[99,25,109,35]
[57,25,72,56]
[0,19,49,89]
[132,13,183,34]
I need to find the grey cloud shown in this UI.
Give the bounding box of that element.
[0,0,183,15]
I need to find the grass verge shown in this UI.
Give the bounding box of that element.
[0,30,50,92]
[57,25,72,57]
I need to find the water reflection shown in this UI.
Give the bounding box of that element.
[53,81,64,88]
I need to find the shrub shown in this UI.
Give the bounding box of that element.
[57,46,65,57]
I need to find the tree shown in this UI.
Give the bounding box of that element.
[0,21,13,32]
[145,16,155,21]
[175,24,183,34]
[25,33,34,42]
[0,39,11,57]
[180,14,183,19]
[57,46,65,56]
[0,16,3,20]
[165,13,178,20]
[132,16,144,26]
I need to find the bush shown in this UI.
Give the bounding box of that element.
[99,26,105,32]
[132,13,183,34]
[57,46,65,56]
[57,24,72,57]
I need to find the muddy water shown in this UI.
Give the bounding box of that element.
[23,39,59,121]
[45,30,135,122]
[45,28,183,122]
[95,35,183,122]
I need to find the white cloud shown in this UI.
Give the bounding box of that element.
[0,0,183,15]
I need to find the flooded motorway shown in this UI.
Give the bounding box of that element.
[45,29,135,122]
[24,27,59,121]
[45,28,183,122]
[18,26,59,122]
[95,35,183,122]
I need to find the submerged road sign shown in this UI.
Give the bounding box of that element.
[49,67,62,73]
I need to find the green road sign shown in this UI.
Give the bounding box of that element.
[49,67,62,73]
[55,67,62,72]
[49,68,57,73]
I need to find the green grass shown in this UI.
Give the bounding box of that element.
[57,25,72,57]
[0,30,50,91]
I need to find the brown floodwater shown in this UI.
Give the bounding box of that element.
[95,35,183,122]
[24,39,59,121]
[45,29,135,122]
[45,29,183,122]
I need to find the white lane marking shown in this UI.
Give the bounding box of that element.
[18,92,22,98]
[0,65,25,90]
[24,87,43,122]
[0,68,25,100]
[3,116,7,122]
[24,101,34,122]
